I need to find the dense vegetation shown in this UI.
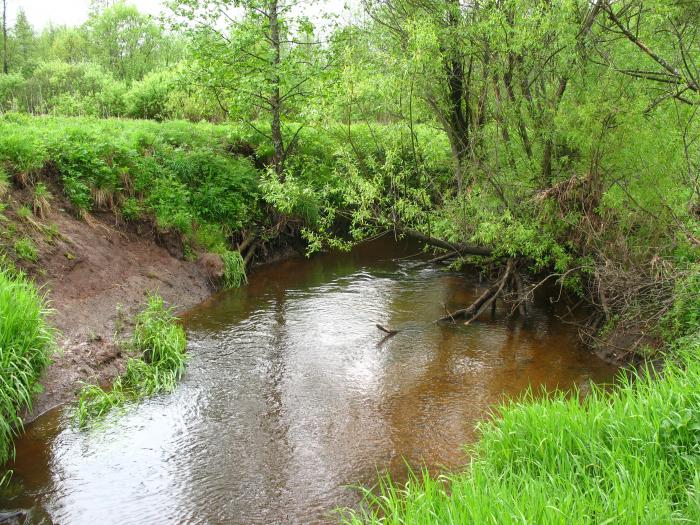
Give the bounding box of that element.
[0,267,53,468]
[0,0,699,520]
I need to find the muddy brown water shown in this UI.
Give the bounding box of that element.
[2,240,618,524]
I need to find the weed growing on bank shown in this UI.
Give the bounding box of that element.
[345,270,700,524]
[75,294,187,426]
[0,267,54,466]
[222,250,247,288]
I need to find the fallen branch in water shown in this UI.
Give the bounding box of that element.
[398,228,493,257]
[376,324,399,335]
[439,259,515,324]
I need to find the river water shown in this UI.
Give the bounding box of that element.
[1,240,617,524]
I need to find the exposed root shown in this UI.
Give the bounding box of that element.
[83,212,127,240]
[512,270,528,318]
[242,239,259,268]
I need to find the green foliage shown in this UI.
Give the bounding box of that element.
[0,74,25,113]
[85,1,172,83]
[261,172,321,226]
[190,223,228,252]
[121,197,143,222]
[24,61,127,117]
[147,175,193,233]
[0,129,48,186]
[662,267,700,344]
[75,294,187,427]
[0,268,54,467]
[13,238,38,262]
[126,70,175,121]
[0,169,10,198]
[221,250,247,289]
[0,116,261,233]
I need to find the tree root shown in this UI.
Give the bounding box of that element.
[242,239,259,269]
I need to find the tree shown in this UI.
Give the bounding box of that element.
[10,8,36,74]
[85,1,165,82]
[50,28,90,64]
[169,0,327,178]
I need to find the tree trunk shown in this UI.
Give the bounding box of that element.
[2,0,7,75]
[540,0,604,186]
[398,227,493,257]
[269,0,285,180]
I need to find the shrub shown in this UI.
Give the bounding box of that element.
[0,74,25,113]
[0,268,54,466]
[121,197,143,222]
[125,70,174,121]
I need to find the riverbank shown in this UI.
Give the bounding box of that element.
[23,205,213,420]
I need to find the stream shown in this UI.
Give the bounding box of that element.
[1,239,618,524]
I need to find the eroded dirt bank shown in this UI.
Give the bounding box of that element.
[21,208,213,420]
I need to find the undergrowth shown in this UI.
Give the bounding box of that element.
[75,294,187,426]
[344,268,700,524]
[0,267,54,470]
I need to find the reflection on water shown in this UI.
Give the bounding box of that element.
[1,240,618,524]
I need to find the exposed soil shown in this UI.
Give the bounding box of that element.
[5,197,214,422]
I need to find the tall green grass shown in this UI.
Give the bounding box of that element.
[221,249,247,288]
[75,294,187,426]
[0,267,54,466]
[345,272,700,524]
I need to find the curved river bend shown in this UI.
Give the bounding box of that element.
[2,240,617,524]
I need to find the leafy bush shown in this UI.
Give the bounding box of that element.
[147,176,193,233]
[125,70,174,121]
[22,61,126,118]
[662,267,700,344]
[0,268,54,466]
[0,74,25,113]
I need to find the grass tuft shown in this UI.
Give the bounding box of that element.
[13,237,38,262]
[222,249,247,288]
[75,294,187,427]
[0,267,54,468]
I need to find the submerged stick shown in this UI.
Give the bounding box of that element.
[439,259,515,324]
[376,324,399,336]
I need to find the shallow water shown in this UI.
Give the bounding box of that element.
[2,240,617,524]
